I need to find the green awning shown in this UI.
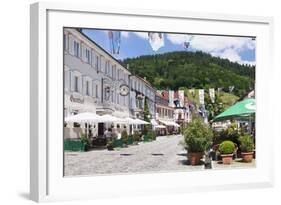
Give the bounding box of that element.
[213,98,255,121]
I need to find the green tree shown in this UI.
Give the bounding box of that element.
[143,97,151,134]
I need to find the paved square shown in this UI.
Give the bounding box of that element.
[64,135,255,176]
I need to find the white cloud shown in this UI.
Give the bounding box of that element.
[211,48,241,62]
[239,60,256,66]
[211,48,255,66]
[166,34,186,45]
[121,32,129,38]
[190,35,254,53]
[133,32,149,40]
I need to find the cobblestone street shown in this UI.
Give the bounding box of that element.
[64,135,255,176]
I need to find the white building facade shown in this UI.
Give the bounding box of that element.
[64,28,131,138]
[129,76,156,120]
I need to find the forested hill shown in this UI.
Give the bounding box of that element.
[121,51,255,98]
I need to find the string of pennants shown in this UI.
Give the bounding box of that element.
[189,86,235,105]
[107,31,194,55]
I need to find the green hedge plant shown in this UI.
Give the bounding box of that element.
[238,135,254,152]
[183,115,213,153]
[219,140,235,154]
[121,130,128,144]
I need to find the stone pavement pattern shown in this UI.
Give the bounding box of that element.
[64,135,255,176]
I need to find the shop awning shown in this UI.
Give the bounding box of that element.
[159,120,180,127]
[155,125,166,129]
[150,119,159,126]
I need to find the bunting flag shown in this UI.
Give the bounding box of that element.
[209,88,215,103]
[199,89,205,105]
[183,35,194,50]
[108,31,121,54]
[178,90,185,107]
[148,32,164,51]
[229,85,235,93]
[169,90,174,107]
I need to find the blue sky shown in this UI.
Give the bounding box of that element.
[82,29,256,66]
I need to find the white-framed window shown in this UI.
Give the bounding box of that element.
[85,48,91,64]
[74,40,80,57]
[105,60,110,75]
[112,65,116,79]
[74,76,79,92]
[95,84,99,98]
[86,81,90,96]
[63,34,67,51]
[95,55,99,70]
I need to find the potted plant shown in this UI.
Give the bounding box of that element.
[121,130,129,146]
[106,140,114,151]
[183,115,213,165]
[80,132,91,151]
[238,134,254,162]
[133,130,141,144]
[219,140,235,164]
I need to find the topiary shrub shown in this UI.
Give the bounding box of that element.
[121,130,129,144]
[219,140,235,154]
[133,130,141,142]
[151,130,157,140]
[183,115,213,153]
[239,135,254,152]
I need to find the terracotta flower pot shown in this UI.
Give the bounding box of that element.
[241,152,254,162]
[188,152,203,166]
[221,154,233,164]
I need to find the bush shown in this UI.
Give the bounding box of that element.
[133,130,141,142]
[183,115,213,153]
[219,140,235,154]
[151,131,157,140]
[80,132,90,145]
[213,123,239,145]
[146,130,156,141]
[239,135,254,152]
[121,130,129,144]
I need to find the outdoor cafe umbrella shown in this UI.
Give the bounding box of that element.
[213,98,255,122]
[65,112,102,137]
[130,118,151,125]
[65,112,102,123]
[99,114,128,123]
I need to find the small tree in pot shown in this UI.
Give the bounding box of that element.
[238,135,254,162]
[183,115,213,166]
[219,140,235,164]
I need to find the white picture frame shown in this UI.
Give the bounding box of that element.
[30,2,274,202]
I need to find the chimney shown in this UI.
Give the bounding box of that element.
[144,77,146,80]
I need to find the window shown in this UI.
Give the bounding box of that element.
[95,55,99,70]
[95,85,98,98]
[105,60,109,74]
[74,41,80,57]
[112,65,116,79]
[63,34,66,50]
[86,81,89,96]
[85,49,90,64]
[74,76,79,92]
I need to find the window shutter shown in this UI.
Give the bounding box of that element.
[82,44,86,62]
[89,80,92,96]
[64,70,70,91]
[65,33,69,51]
[70,71,74,91]
[91,51,95,67]
[82,76,86,95]
[78,75,83,94]
[69,36,74,55]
